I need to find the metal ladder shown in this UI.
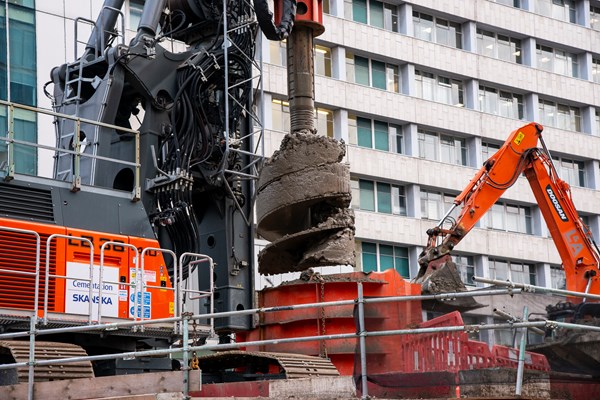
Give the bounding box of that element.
[55,9,125,181]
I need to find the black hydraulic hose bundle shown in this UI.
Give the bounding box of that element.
[155,0,258,273]
[253,0,297,41]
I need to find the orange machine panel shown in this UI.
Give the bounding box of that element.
[0,217,174,322]
[63,228,174,321]
[0,217,67,314]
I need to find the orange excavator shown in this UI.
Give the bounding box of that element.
[416,122,600,374]
[416,122,600,297]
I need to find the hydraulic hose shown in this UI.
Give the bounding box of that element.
[254,0,296,40]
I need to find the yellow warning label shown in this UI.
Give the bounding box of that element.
[169,302,175,315]
[514,131,525,145]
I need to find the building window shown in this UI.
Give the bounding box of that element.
[413,11,462,49]
[552,156,585,188]
[272,99,333,136]
[418,129,468,166]
[348,115,402,153]
[479,86,524,119]
[0,3,36,106]
[315,45,332,77]
[482,141,501,162]
[359,241,410,278]
[0,2,37,176]
[269,39,287,66]
[536,44,579,78]
[550,265,566,289]
[345,0,399,32]
[536,0,576,23]
[539,99,581,132]
[495,261,534,291]
[351,178,407,215]
[596,108,600,135]
[315,107,334,138]
[489,0,522,7]
[489,259,536,285]
[486,202,532,234]
[592,5,600,30]
[476,29,522,64]
[271,99,290,131]
[453,254,475,286]
[420,190,458,221]
[0,106,36,176]
[346,53,399,92]
[415,70,464,107]
[129,0,144,30]
[592,58,600,84]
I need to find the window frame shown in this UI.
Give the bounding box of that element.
[417,129,468,166]
[476,28,522,64]
[359,241,411,277]
[352,178,407,216]
[413,10,462,49]
[415,70,464,107]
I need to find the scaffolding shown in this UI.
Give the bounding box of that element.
[0,278,599,399]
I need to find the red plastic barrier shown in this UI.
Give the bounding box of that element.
[492,345,551,371]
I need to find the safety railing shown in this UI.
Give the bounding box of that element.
[3,281,600,400]
[0,99,141,201]
[0,228,214,329]
[178,252,215,335]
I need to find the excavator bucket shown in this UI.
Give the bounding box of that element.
[417,255,485,313]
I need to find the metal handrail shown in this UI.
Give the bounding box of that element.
[0,100,141,200]
[3,285,600,400]
[139,247,177,331]
[98,241,141,325]
[178,253,215,335]
[43,234,94,325]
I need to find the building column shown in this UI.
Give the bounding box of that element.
[522,37,536,68]
[468,135,482,169]
[531,205,545,237]
[588,215,600,243]
[465,78,479,110]
[474,254,487,288]
[259,33,270,64]
[524,92,539,122]
[261,92,273,129]
[334,108,349,142]
[580,52,593,81]
[398,2,413,36]
[409,246,421,280]
[403,123,419,156]
[581,105,595,135]
[579,0,591,27]
[401,63,415,97]
[537,263,552,288]
[462,21,477,52]
[406,183,420,219]
[586,159,600,190]
[331,46,346,81]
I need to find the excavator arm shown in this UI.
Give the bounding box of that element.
[416,122,600,299]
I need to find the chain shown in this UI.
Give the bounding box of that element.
[190,319,200,370]
[191,319,199,346]
[319,280,327,358]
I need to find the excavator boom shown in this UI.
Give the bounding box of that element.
[417,122,600,301]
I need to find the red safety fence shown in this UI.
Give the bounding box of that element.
[395,311,550,373]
